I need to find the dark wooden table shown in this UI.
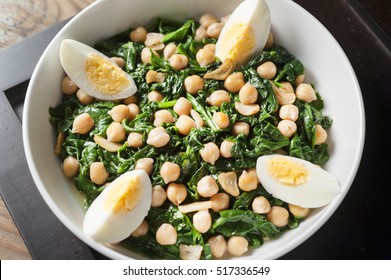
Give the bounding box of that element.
[282,0,391,259]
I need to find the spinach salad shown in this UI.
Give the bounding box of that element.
[50,16,332,259]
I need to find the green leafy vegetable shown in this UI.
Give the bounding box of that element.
[274,59,305,83]
[244,45,296,69]
[162,19,195,43]
[212,210,280,240]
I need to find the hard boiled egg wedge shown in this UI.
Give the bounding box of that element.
[60,39,137,100]
[256,154,340,208]
[83,170,151,244]
[215,0,271,68]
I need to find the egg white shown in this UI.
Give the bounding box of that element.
[60,39,137,100]
[215,0,271,67]
[83,170,152,244]
[256,154,340,208]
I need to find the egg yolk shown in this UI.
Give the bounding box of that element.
[104,176,142,214]
[218,24,255,67]
[267,157,309,185]
[85,53,131,96]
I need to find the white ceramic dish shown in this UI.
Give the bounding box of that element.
[23,0,365,259]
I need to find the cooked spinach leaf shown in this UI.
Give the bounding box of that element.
[212,210,280,240]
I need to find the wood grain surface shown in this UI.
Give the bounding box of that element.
[0,197,31,259]
[0,0,94,260]
[0,0,95,48]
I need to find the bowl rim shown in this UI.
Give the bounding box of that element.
[22,0,365,260]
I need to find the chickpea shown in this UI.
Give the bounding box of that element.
[156,223,177,245]
[206,90,231,107]
[194,26,207,41]
[135,158,154,175]
[288,204,310,218]
[235,102,260,116]
[238,169,258,191]
[199,14,218,29]
[252,196,271,214]
[146,70,158,83]
[184,75,204,94]
[127,103,141,120]
[72,113,94,134]
[147,127,170,148]
[155,73,166,83]
[163,42,177,59]
[279,104,299,122]
[151,185,167,208]
[61,76,78,95]
[197,175,219,198]
[130,27,148,43]
[154,110,175,127]
[127,132,144,148]
[207,22,224,39]
[160,162,180,184]
[257,61,277,79]
[213,112,230,129]
[200,142,220,165]
[174,97,192,116]
[272,82,296,105]
[147,90,164,102]
[106,122,126,142]
[265,31,274,49]
[266,206,289,227]
[141,47,159,64]
[166,183,187,205]
[207,235,227,258]
[144,32,165,51]
[196,48,215,67]
[89,162,109,185]
[296,83,317,103]
[141,47,152,64]
[210,193,230,212]
[220,140,234,158]
[110,56,125,69]
[176,115,196,135]
[108,104,130,122]
[169,54,188,70]
[278,120,297,138]
[295,74,305,86]
[193,210,212,233]
[62,156,80,178]
[239,82,258,104]
[231,121,250,136]
[280,82,295,94]
[76,89,94,105]
[131,220,149,237]
[249,167,260,184]
[315,124,327,145]
[203,43,216,54]
[227,236,249,257]
[224,72,245,92]
[123,95,138,105]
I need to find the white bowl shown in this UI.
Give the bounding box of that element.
[23,0,365,259]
